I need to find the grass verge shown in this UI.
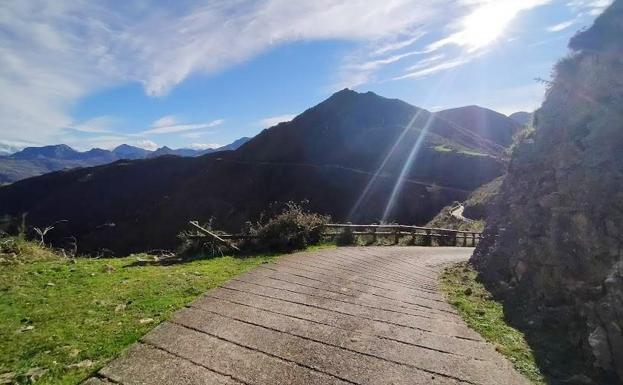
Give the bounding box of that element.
[0,238,277,385]
[440,262,546,384]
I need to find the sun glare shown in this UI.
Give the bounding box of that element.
[460,3,517,50]
[441,1,546,52]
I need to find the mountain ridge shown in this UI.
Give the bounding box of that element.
[0,89,513,254]
[0,138,252,183]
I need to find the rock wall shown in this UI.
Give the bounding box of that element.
[471,1,623,382]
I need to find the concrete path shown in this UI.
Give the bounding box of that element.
[85,247,529,385]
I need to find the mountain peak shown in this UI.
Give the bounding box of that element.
[11,144,78,160]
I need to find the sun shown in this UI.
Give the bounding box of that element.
[433,1,547,52]
[459,2,519,50]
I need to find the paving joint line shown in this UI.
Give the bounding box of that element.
[253,269,457,316]
[259,264,448,305]
[218,286,482,341]
[194,296,484,359]
[182,305,478,385]
[275,259,441,294]
[290,256,438,287]
[167,321,362,385]
[279,259,440,293]
[231,278,437,320]
[138,341,251,385]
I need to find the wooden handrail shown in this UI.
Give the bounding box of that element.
[187,222,483,248]
[323,223,482,235]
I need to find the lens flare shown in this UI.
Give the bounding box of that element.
[381,113,435,223]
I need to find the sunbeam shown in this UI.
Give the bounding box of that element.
[347,109,424,221]
[348,67,460,223]
[381,112,436,223]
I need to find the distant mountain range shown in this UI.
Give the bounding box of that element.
[0,138,251,184]
[0,89,526,254]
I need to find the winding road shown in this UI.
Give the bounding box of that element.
[85,247,528,385]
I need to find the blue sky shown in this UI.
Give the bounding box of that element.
[0,0,612,152]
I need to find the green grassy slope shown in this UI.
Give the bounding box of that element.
[0,238,276,384]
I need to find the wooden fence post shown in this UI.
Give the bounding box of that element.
[394,227,400,245]
[425,229,432,246]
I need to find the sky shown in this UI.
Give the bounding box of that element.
[0,0,613,152]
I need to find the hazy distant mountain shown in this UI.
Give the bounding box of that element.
[435,105,522,147]
[0,143,20,156]
[112,144,151,160]
[0,138,251,183]
[216,137,252,151]
[508,111,533,127]
[146,138,252,158]
[0,89,510,254]
[11,144,80,160]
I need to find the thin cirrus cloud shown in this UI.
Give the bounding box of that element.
[546,19,577,32]
[141,118,225,135]
[0,0,599,148]
[566,0,614,15]
[258,114,297,128]
[0,0,474,146]
[337,0,553,88]
[68,116,119,134]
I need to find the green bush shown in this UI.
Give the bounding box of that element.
[244,202,330,253]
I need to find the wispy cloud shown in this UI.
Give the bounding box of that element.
[141,118,224,135]
[181,131,213,139]
[566,0,613,15]
[337,0,552,89]
[190,143,222,150]
[0,0,593,147]
[394,57,473,80]
[135,139,158,151]
[0,0,463,145]
[68,116,119,133]
[369,32,427,57]
[152,115,178,128]
[546,19,576,32]
[258,114,297,128]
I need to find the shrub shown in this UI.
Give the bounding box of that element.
[244,202,330,253]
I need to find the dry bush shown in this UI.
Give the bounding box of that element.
[242,202,330,253]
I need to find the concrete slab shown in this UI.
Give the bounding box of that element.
[85,246,530,385]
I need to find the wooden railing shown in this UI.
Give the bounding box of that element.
[189,221,482,248]
[321,223,482,247]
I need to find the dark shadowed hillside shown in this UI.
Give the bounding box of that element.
[472,2,623,382]
[0,90,508,254]
[435,105,522,147]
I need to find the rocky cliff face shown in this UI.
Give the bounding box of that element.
[471,2,623,382]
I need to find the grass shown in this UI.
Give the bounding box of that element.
[440,262,546,384]
[0,238,277,385]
